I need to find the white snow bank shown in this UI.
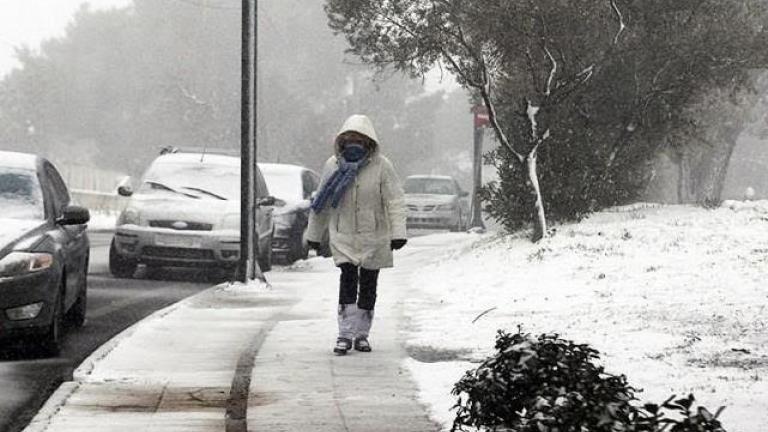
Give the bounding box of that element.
[403,203,768,432]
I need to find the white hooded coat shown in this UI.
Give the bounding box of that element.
[307,115,407,269]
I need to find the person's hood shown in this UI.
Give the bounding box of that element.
[334,114,379,156]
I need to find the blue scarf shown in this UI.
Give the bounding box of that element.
[311,145,369,213]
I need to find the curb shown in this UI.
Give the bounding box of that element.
[21,382,80,432]
[21,281,232,432]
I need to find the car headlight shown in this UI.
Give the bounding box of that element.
[117,208,141,226]
[221,214,240,230]
[0,252,54,278]
[437,203,456,211]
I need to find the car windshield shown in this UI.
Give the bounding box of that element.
[139,161,240,201]
[0,168,45,220]
[404,178,456,195]
[262,170,302,202]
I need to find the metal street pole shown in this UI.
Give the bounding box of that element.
[469,106,487,230]
[239,0,263,282]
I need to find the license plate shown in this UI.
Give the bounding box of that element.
[155,234,201,248]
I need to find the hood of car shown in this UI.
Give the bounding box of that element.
[405,194,457,206]
[0,218,46,258]
[129,194,240,223]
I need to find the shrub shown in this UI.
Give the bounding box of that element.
[451,330,726,432]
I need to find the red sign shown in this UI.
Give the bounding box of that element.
[471,105,490,128]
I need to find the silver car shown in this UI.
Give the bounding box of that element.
[404,175,469,231]
[110,151,275,278]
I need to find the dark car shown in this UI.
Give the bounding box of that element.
[0,150,90,355]
[259,163,330,263]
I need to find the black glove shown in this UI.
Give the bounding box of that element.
[307,241,321,251]
[390,239,407,250]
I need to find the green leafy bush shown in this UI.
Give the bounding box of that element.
[451,330,726,432]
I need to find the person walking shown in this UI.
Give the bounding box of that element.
[306,114,407,355]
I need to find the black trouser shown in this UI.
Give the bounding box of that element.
[338,263,379,310]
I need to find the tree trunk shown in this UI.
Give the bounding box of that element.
[672,151,695,204]
[469,126,486,229]
[694,132,739,206]
[526,151,547,242]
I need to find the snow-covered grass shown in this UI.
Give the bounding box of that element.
[403,201,768,432]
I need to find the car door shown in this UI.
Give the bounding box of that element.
[44,162,88,309]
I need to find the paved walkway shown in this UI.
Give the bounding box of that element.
[23,255,437,432]
[247,261,433,432]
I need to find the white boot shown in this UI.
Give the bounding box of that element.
[337,303,358,340]
[354,308,374,352]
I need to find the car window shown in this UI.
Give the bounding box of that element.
[404,178,457,195]
[139,159,240,200]
[261,168,302,202]
[256,166,269,198]
[0,167,45,220]
[44,162,70,217]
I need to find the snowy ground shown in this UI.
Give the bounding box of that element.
[402,201,768,432]
[86,210,118,231]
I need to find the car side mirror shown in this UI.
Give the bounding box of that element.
[58,205,91,226]
[257,196,277,207]
[117,185,134,197]
[117,176,134,197]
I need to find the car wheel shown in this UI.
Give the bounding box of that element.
[258,231,273,272]
[41,288,64,356]
[109,239,137,278]
[66,257,88,327]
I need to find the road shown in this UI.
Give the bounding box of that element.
[0,232,212,432]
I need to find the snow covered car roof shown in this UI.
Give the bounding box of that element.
[0,150,39,170]
[155,152,240,167]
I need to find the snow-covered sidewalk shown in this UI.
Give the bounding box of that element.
[402,203,768,432]
[24,281,294,432]
[23,241,449,432]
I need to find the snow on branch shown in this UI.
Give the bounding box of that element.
[610,0,626,45]
[178,83,208,106]
[527,99,540,139]
[544,45,557,97]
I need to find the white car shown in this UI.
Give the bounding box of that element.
[110,151,275,278]
[404,175,469,231]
